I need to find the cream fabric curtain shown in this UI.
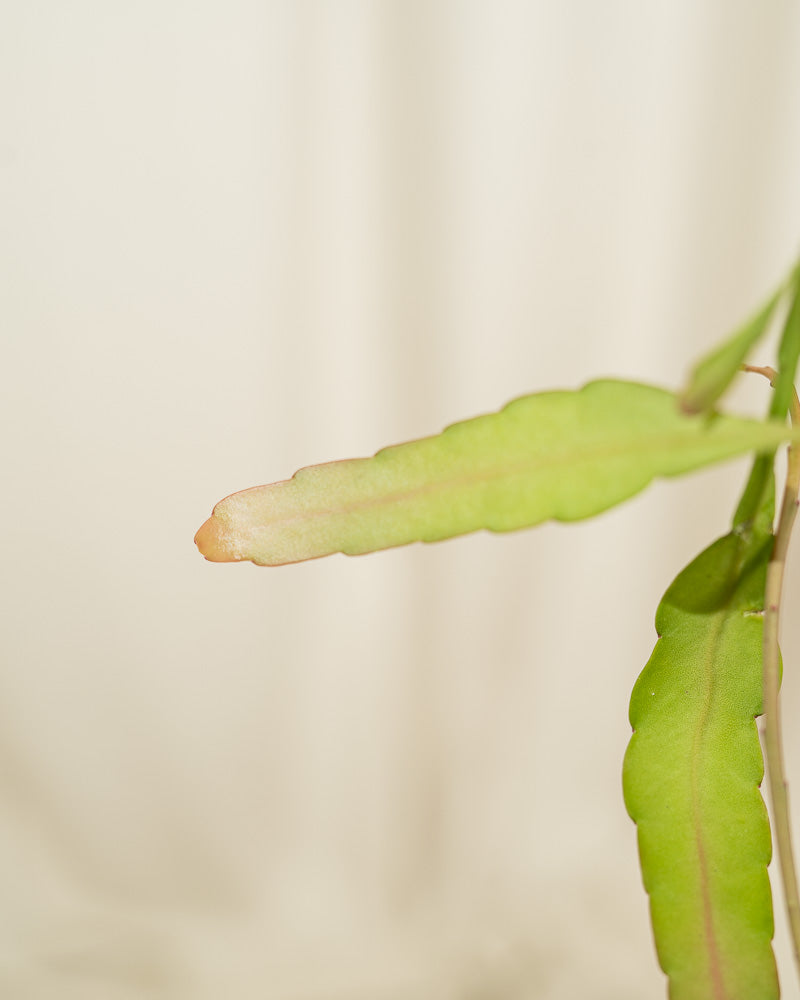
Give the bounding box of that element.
[4,2,800,997]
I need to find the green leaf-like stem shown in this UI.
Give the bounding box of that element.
[623,522,779,1000]
[681,284,786,415]
[196,379,800,567]
[771,286,800,421]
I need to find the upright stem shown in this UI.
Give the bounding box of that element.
[746,365,800,976]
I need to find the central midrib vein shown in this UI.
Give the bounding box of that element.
[691,608,729,1000]
[251,425,772,529]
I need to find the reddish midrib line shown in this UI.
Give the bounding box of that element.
[248,426,764,530]
[690,610,729,1000]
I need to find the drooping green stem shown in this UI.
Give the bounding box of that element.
[623,463,779,999]
[746,365,800,979]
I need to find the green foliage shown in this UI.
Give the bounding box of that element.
[681,263,800,418]
[734,453,775,530]
[681,289,784,415]
[772,285,800,420]
[623,495,778,1000]
[195,379,800,567]
[197,263,800,998]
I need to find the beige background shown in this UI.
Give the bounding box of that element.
[4,2,800,997]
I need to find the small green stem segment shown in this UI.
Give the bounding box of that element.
[745,364,800,980]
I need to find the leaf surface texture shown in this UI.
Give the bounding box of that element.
[771,284,800,420]
[623,520,778,1000]
[195,379,800,566]
[682,288,784,415]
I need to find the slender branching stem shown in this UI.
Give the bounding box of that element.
[745,364,800,976]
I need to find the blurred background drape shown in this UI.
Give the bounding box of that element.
[4,2,800,997]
